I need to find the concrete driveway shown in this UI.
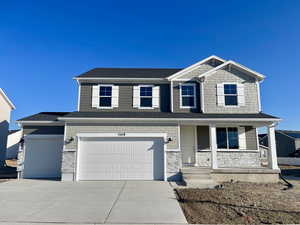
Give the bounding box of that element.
[0,180,187,224]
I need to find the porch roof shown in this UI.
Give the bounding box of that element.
[17,111,280,123]
[59,111,279,121]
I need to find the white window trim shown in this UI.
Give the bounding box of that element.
[222,82,239,108]
[138,85,154,109]
[98,84,113,109]
[179,83,196,109]
[216,127,240,150]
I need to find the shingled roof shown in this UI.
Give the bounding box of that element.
[75,68,183,79]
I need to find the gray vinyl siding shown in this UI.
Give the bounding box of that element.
[203,67,259,113]
[175,63,215,80]
[197,125,258,150]
[197,126,210,150]
[64,123,179,150]
[79,83,170,112]
[23,126,64,135]
[172,81,201,113]
[245,126,258,150]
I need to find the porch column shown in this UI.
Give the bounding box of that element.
[209,124,218,169]
[267,123,279,170]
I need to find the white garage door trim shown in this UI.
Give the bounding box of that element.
[23,135,64,179]
[76,132,167,181]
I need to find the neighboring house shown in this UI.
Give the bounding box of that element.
[6,129,22,159]
[0,88,15,167]
[17,55,281,183]
[260,130,300,157]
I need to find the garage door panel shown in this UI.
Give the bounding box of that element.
[23,136,64,179]
[77,137,164,181]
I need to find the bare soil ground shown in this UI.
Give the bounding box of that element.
[176,181,300,224]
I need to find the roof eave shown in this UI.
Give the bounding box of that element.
[73,77,166,81]
[58,117,281,122]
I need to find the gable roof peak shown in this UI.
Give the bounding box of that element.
[198,60,265,81]
[167,55,226,80]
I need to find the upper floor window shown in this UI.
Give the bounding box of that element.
[99,85,112,108]
[180,83,196,108]
[224,84,238,106]
[216,127,239,149]
[133,85,159,109]
[217,83,245,107]
[140,86,153,108]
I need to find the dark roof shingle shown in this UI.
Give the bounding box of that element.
[277,130,300,139]
[75,68,182,79]
[17,112,69,122]
[17,112,279,122]
[61,112,279,119]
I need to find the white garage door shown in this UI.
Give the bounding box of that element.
[77,137,164,181]
[23,135,64,179]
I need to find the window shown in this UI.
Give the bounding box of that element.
[99,85,112,108]
[216,127,239,149]
[140,86,152,108]
[180,84,196,108]
[224,84,238,106]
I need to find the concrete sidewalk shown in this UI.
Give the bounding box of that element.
[0,180,187,224]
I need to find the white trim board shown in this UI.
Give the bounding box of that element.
[179,83,197,109]
[17,121,65,125]
[198,60,265,81]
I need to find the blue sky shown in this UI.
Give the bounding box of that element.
[0,0,299,130]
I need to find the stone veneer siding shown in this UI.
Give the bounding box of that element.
[196,151,261,168]
[62,123,180,181]
[166,151,182,181]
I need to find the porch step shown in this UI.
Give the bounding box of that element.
[181,167,218,189]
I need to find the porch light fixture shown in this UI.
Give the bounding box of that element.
[64,137,74,144]
[166,137,173,143]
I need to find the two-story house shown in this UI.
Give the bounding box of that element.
[17,55,280,184]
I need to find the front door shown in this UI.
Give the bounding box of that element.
[180,126,196,166]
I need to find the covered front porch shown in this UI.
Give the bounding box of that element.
[179,120,280,183]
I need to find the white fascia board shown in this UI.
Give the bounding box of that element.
[0,88,16,110]
[199,60,265,81]
[167,55,226,81]
[17,121,65,125]
[58,117,281,122]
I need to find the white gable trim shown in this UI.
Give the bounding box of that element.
[167,55,226,81]
[0,88,15,109]
[198,60,265,81]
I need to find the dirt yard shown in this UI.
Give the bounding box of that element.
[176,181,300,224]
